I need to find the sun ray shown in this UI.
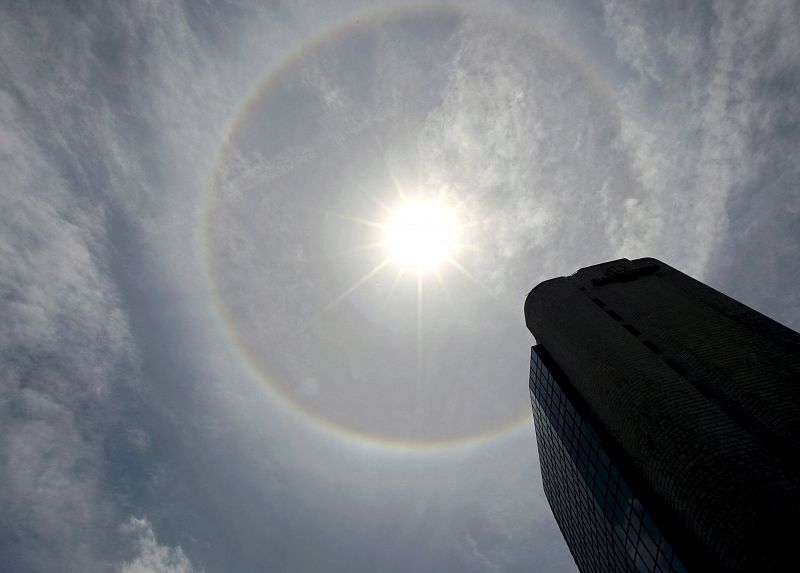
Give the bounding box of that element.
[303,258,391,329]
[333,241,386,256]
[373,134,407,203]
[326,211,385,229]
[367,192,393,214]
[388,168,406,203]
[413,131,423,194]
[339,168,395,217]
[416,272,423,403]
[389,268,407,295]
[446,256,496,299]
[433,268,457,317]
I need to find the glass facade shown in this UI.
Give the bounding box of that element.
[530,346,687,573]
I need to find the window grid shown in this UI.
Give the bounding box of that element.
[530,348,687,573]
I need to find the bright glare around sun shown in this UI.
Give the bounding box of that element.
[384,200,460,273]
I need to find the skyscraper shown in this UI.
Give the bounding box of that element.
[525,258,800,572]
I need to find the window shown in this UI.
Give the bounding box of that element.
[530,346,684,572]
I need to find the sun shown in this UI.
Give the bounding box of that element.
[317,187,482,384]
[384,199,460,273]
[318,188,479,321]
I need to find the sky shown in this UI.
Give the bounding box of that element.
[1,1,799,571]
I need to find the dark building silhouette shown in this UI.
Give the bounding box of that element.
[525,258,800,572]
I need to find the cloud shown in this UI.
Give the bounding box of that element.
[0,1,218,569]
[600,1,798,276]
[120,517,201,573]
[601,0,800,326]
[2,1,798,572]
[458,533,503,573]
[412,12,643,290]
[0,0,317,568]
[0,66,136,570]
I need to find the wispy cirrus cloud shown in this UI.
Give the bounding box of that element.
[2,1,798,572]
[602,0,800,277]
[0,1,217,569]
[0,75,133,571]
